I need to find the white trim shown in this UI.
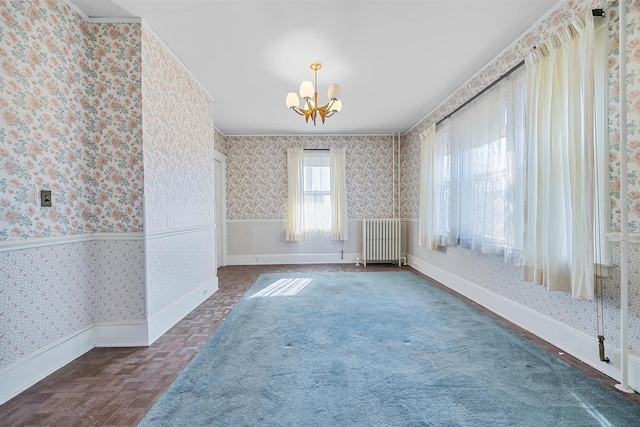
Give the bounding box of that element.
[227,219,366,224]
[607,232,640,244]
[146,225,215,240]
[222,133,399,137]
[0,326,94,405]
[147,277,219,343]
[0,276,219,404]
[406,254,640,391]
[214,150,228,267]
[227,252,360,265]
[227,219,287,223]
[60,0,141,23]
[141,22,216,103]
[93,320,150,347]
[0,232,144,252]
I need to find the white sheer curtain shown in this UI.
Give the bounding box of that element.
[523,10,595,299]
[286,147,305,241]
[330,148,348,241]
[433,67,526,264]
[450,68,526,263]
[418,124,438,250]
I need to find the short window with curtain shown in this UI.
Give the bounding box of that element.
[303,151,331,233]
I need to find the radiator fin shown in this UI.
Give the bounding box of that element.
[362,218,401,266]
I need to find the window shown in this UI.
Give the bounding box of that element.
[303,151,331,232]
[286,147,347,242]
[433,66,526,265]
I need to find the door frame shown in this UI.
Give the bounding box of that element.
[214,150,227,267]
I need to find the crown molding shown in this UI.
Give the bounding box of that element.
[61,0,141,23]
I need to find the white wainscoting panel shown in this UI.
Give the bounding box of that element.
[227,220,362,265]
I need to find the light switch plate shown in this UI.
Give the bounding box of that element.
[40,190,52,207]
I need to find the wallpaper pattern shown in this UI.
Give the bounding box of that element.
[0,1,144,240]
[0,239,145,370]
[214,129,229,156]
[226,135,398,220]
[141,26,216,232]
[403,0,640,234]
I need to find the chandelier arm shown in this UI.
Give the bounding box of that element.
[290,107,304,116]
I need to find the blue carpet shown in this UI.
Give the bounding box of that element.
[139,271,640,426]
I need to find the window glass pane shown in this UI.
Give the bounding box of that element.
[303,152,331,232]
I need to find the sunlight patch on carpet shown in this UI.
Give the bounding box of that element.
[250,278,312,298]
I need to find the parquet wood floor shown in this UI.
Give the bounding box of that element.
[1,264,638,426]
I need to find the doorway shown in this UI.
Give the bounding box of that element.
[214,151,227,268]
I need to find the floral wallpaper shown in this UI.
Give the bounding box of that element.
[0,239,145,370]
[403,0,640,233]
[214,129,229,156]
[609,1,640,232]
[0,0,144,240]
[1,0,217,372]
[226,135,398,221]
[141,26,216,232]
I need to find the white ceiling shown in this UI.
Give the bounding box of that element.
[69,0,560,135]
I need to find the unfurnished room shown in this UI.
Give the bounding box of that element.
[1,0,640,425]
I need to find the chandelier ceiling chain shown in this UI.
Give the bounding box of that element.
[286,62,342,125]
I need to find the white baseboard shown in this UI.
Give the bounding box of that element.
[147,276,219,344]
[93,320,150,347]
[407,254,640,392]
[0,277,219,405]
[227,252,361,265]
[0,326,94,405]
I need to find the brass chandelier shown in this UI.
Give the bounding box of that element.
[286,62,342,125]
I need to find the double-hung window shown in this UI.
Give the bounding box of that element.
[286,147,348,241]
[433,66,526,265]
[303,151,331,233]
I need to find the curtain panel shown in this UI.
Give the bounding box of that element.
[431,67,526,264]
[523,10,595,299]
[418,124,438,250]
[286,147,305,241]
[330,148,348,241]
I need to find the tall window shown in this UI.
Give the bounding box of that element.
[303,151,331,232]
[286,148,348,241]
[433,66,526,265]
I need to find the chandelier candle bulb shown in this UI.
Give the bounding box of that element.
[286,61,342,125]
[328,84,341,100]
[299,81,314,99]
[286,92,299,109]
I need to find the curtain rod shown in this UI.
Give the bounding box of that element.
[436,8,604,128]
[303,148,329,151]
